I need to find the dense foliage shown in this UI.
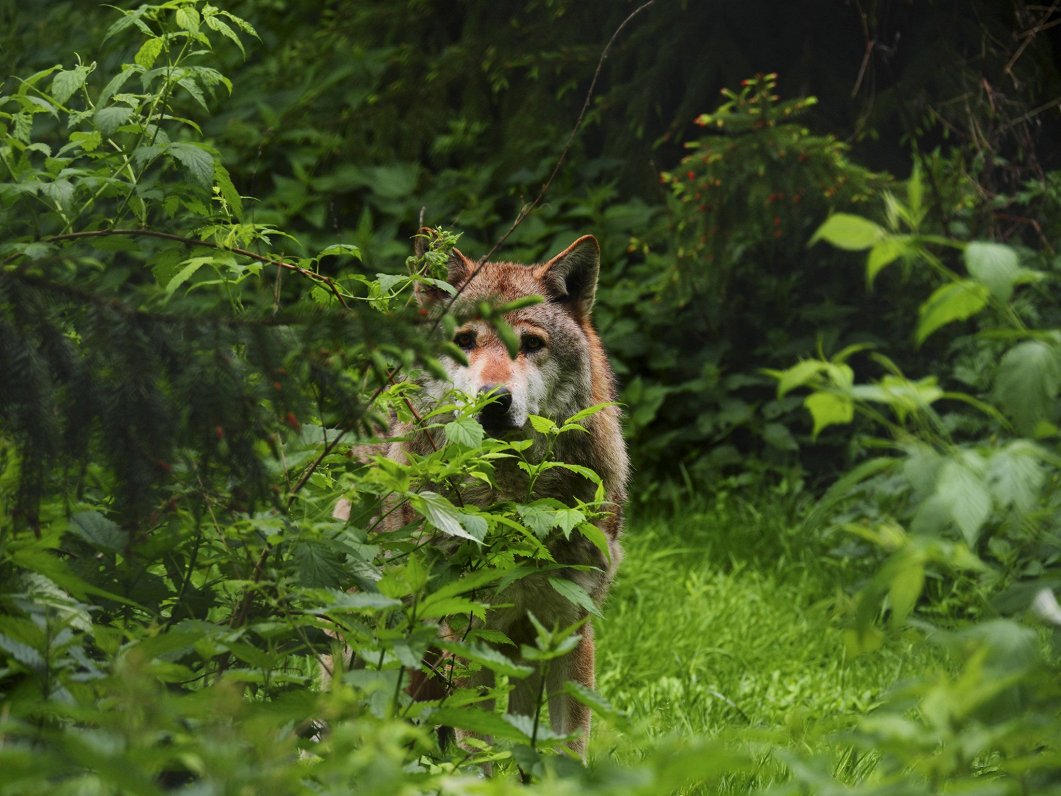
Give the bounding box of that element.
[1,0,1060,793]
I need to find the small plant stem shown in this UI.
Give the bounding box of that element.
[529,661,549,750]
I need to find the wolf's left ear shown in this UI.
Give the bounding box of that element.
[537,235,600,318]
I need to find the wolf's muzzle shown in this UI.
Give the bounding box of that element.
[478,385,516,432]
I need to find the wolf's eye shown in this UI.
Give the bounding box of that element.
[453,331,476,350]
[521,334,545,353]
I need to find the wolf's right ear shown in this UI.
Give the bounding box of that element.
[536,235,601,319]
[414,228,474,306]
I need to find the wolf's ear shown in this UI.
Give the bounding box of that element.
[414,240,475,306]
[537,235,600,318]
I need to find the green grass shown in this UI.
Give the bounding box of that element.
[591,486,940,783]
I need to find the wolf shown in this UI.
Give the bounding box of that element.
[333,234,628,758]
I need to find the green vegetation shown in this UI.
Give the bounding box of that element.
[2,1,1060,793]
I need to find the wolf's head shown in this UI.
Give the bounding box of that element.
[417,235,608,434]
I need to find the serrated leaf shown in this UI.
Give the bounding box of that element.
[319,243,361,260]
[993,340,1061,435]
[528,415,558,435]
[40,180,75,213]
[213,162,243,217]
[517,502,557,538]
[548,577,601,617]
[135,37,164,69]
[915,280,990,345]
[428,707,530,742]
[167,143,214,189]
[293,542,345,588]
[204,14,245,53]
[414,492,486,542]
[94,105,135,136]
[65,130,102,153]
[164,257,211,296]
[933,458,991,545]
[105,9,153,41]
[964,241,1021,301]
[986,441,1045,514]
[417,596,487,621]
[804,391,853,437]
[444,416,485,449]
[577,522,612,563]
[174,6,200,33]
[71,511,128,553]
[0,631,45,670]
[317,590,402,612]
[811,213,884,251]
[51,64,92,105]
[437,640,533,678]
[563,680,620,719]
[564,402,615,426]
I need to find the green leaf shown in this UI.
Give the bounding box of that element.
[493,318,520,358]
[438,640,533,678]
[293,542,345,588]
[417,596,487,621]
[174,6,201,33]
[213,162,243,217]
[164,257,211,296]
[414,492,487,542]
[70,511,127,553]
[318,243,361,260]
[0,626,45,670]
[932,457,991,545]
[762,422,798,452]
[167,143,214,189]
[887,556,924,628]
[315,590,402,613]
[204,14,246,54]
[993,339,1061,435]
[771,359,826,397]
[964,241,1021,301]
[804,392,853,437]
[94,105,135,135]
[64,130,102,153]
[444,416,485,449]
[135,37,164,69]
[577,522,612,563]
[51,64,92,105]
[866,236,911,286]
[915,280,990,345]
[562,680,620,720]
[548,577,601,617]
[517,502,558,537]
[428,707,530,742]
[564,402,615,426]
[810,213,884,251]
[528,415,558,435]
[986,441,1045,514]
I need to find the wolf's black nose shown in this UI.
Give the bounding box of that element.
[478,385,514,429]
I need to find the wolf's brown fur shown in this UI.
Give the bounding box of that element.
[332,235,627,758]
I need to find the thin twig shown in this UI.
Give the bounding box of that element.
[38,227,351,309]
[439,0,656,317]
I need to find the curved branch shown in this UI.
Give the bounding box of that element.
[39,227,351,309]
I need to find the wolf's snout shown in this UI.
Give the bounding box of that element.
[478,385,515,430]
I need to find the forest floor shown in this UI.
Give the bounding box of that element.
[592,484,942,789]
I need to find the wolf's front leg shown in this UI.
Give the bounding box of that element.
[545,622,594,761]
